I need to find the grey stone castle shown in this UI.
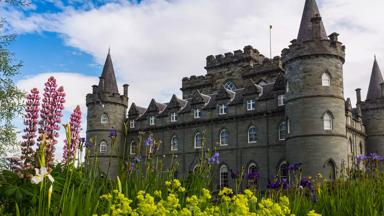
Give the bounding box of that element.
[86,0,384,188]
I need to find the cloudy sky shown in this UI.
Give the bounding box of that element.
[2,0,384,160]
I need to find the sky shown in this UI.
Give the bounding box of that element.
[2,0,384,160]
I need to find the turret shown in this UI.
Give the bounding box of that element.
[86,50,128,177]
[282,0,347,179]
[362,56,384,155]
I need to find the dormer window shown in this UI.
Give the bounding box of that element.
[129,120,135,128]
[278,95,285,107]
[170,112,177,122]
[194,109,201,119]
[149,116,155,126]
[246,99,256,111]
[218,104,228,115]
[224,81,237,91]
[101,113,109,124]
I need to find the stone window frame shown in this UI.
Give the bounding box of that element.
[170,135,178,151]
[149,116,156,126]
[218,104,228,115]
[130,140,137,155]
[246,99,256,111]
[349,137,353,154]
[247,161,259,187]
[170,112,178,123]
[248,126,257,144]
[277,95,285,107]
[194,108,201,119]
[129,120,135,128]
[101,113,109,124]
[321,72,331,86]
[359,142,364,155]
[224,80,237,91]
[278,121,287,141]
[219,164,229,188]
[324,159,336,181]
[194,132,202,149]
[277,160,289,181]
[322,111,334,131]
[219,128,229,146]
[100,140,107,154]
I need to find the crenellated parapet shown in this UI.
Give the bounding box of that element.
[86,92,128,108]
[205,45,264,72]
[281,33,345,65]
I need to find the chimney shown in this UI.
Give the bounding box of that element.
[92,85,98,94]
[99,77,105,92]
[355,88,361,104]
[123,84,129,97]
[381,83,384,97]
[311,14,322,40]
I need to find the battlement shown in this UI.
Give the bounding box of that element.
[86,92,128,107]
[205,45,264,70]
[281,33,345,65]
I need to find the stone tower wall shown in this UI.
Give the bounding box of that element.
[362,100,384,155]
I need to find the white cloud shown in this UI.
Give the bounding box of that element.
[5,0,384,106]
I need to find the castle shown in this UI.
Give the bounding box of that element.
[86,0,384,189]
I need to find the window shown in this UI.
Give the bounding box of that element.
[224,81,237,91]
[359,142,363,155]
[101,113,109,124]
[194,132,202,149]
[323,112,333,130]
[287,119,291,134]
[130,141,137,155]
[170,113,177,123]
[326,159,336,181]
[248,163,258,175]
[220,165,229,188]
[247,163,259,186]
[279,122,286,140]
[171,135,178,151]
[220,129,229,146]
[247,99,256,111]
[218,104,228,115]
[278,95,285,107]
[322,73,331,86]
[130,120,135,128]
[349,138,353,154]
[149,116,155,126]
[100,141,107,154]
[286,81,289,93]
[194,109,201,119]
[278,161,289,180]
[248,126,257,143]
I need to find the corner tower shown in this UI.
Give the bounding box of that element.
[86,51,129,177]
[362,57,384,155]
[281,0,348,178]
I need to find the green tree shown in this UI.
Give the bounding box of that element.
[0,15,25,167]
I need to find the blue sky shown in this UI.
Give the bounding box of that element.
[3,0,384,160]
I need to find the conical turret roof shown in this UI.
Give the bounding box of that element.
[366,56,384,100]
[297,0,328,42]
[98,50,119,94]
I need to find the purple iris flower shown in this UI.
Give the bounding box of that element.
[230,170,240,179]
[288,162,302,171]
[267,178,289,190]
[208,152,220,164]
[247,171,261,180]
[109,128,117,138]
[300,177,313,189]
[144,136,154,146]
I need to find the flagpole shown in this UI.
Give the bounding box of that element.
[269,25,272,59]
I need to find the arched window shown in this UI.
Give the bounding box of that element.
[247,162,259,186]
[322,72,331,86]
[220,129,229,146]
[248,126,257,143]
[349,138,353,154]
[130,140,137,155]
[278,161,289,180]
[100,140,107,154]
[220,165,229,188]
[171,135,178,151]
[326,159,336,181]
[101,113,109,124]
[279,122,286,140]
[193,164,199,173]
[323,112,333,130]
[194,132,202,149]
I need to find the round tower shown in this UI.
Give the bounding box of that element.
[281,0,348,178]
[86,51,128,178]
[362,57,384,155]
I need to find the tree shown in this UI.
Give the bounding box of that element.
[0,16,25,168]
